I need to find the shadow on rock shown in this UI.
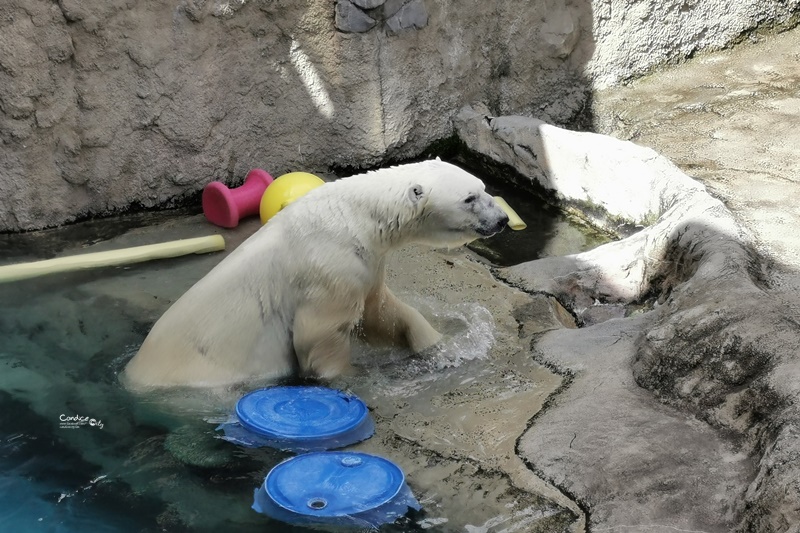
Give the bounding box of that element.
[456,104,800,533]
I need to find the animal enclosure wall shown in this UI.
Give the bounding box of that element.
[1,0,797,232]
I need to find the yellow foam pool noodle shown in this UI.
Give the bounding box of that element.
[0,235,225,284]
[494,196,527,230]
[260,172,325,224]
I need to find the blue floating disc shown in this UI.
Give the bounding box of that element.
[219,386,374,451]
[253,452,421,528]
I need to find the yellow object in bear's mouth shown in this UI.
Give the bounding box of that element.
[493,196,527,231]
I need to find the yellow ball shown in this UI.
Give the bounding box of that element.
[259,172,325,224]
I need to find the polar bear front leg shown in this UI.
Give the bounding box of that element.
[362,284,443,353]
[293,301,360,379]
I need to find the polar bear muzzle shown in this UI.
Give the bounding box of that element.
[473,195,510,237]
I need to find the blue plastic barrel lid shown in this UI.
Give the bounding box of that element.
[235,386,369,441]
[265,452,405,518]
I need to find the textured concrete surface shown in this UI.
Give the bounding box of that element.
[0,0,594,231]
[456,94,800,531]
[587,0,800,88]
[2,0,798,231]
[593,24,800,316]
[589,27,800,532]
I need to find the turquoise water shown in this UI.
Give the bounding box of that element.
[0,172,600,532]
[0,261,560,532]
[0,215,292,532]
[0,256,370,532]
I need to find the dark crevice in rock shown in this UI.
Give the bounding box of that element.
[726,11,800,48]
[512,348,589,528]
[456,106,800,530]
[495,272,584,328]
[334,0,429,34]
[387,430,579,532]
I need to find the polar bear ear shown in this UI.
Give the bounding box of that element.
[407,184,428,208]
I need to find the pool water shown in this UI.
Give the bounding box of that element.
[468,178,611,267]
[0,170,602,532]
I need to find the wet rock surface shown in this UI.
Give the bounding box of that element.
[520,318,754,532]
[456,84,800,531]
[589,27,800,532]
[593,24,800,317]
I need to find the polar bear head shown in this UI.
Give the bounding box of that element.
[403,160,510,248]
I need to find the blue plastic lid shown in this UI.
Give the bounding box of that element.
[253,452,421,527]
[224,386,374,451]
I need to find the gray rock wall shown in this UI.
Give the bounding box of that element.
[1,0,797,231]
[588,0,800,87]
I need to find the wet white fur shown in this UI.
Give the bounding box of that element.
[122,160,508,389]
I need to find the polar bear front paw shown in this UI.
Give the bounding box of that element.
[407,326,443,354]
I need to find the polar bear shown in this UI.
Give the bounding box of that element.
[122,160,509,390]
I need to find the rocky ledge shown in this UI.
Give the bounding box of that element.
[456,103,800,532]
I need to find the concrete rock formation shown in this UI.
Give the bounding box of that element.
[456,104,800,532]
[2,0,798,231]
[334,0,427,34]
[335,0,378,33]
[385,0,428,34]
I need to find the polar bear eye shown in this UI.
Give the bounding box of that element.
[464,195,477,204]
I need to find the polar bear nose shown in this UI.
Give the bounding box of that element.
[494,212,510,232]
[477,212,509,237]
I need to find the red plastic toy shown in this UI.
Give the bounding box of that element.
[202,169,274,228]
